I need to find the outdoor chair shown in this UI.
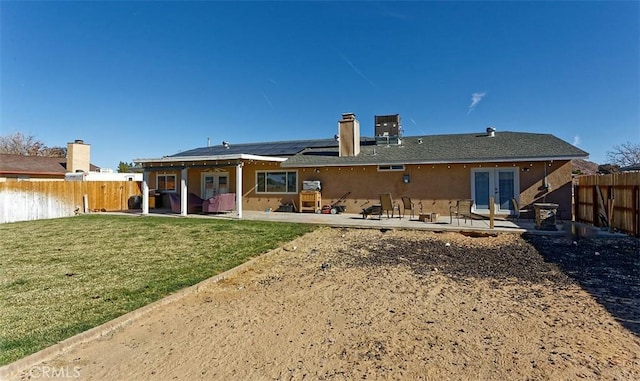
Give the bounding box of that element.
[400,196,416,219]
[511,198,532,222]
[379,193,400,219]
[168,192,204,214]
[449,199,474,225]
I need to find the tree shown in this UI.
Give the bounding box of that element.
[0,132,66,157]
[117,161,133,173]
[606,141,640,167]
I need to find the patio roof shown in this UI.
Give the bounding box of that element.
[134,154,287,169]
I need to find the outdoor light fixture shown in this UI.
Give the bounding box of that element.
[403,174,411,183]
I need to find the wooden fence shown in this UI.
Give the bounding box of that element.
[0,181,142,224]
[575,172,640,237]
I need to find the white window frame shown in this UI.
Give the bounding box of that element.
[377,164,405,171]
[256,170,298,194]
[157,174,177,192]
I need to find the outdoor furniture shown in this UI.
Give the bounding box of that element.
[299,190,322,213]
[511,198,531,222]
[203,193,235,213]
[449,199,474,225]
[379,193,400,219]
[168,193,204,214]
[400,196,416,219]
[362,204,381,219]
[418,213,439,223]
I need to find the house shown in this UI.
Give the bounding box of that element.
[0,140,98,181]
[134,113,589,219]
[0,140,141,182]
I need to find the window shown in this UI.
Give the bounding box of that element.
[157,174,177,192]
[378,164,405,171]
[256,171,297,193]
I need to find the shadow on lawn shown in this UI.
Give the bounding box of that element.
[524,233,640,337]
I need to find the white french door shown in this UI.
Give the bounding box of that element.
[471,168,519,215]
[201,172,229,199]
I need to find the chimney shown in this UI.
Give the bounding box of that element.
[67,139,91,173]
[338,113,360,157]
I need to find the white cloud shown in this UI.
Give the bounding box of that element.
[573,135,581,146]
[468,92,487,113]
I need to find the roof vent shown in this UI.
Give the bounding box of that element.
[486,127,496,137]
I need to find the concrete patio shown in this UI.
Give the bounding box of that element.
[132,208,570,236]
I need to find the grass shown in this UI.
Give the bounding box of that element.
[0,214,317,366]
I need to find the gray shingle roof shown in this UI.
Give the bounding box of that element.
[166,131,587,166]
[281,132,588,167]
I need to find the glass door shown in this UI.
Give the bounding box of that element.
[471,168,518,215]
[202,172,229,199]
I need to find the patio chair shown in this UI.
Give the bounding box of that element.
[449,199,474,225]
[511,198,532,222]
[379,193,400,219]
[400,196,416,219]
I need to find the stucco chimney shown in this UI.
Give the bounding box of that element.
[338,113,360,157]
[67,140,91,173]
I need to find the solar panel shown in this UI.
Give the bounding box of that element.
[171,139,339,158]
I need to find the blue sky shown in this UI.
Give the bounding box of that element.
[1,1,638,169]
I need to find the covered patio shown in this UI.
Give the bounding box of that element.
[135,154,287,218]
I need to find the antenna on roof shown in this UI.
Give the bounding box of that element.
[207,137,210,147]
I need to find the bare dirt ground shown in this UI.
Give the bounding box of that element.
[15,228,640,380]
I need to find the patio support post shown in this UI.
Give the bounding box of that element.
[141,171,149,215]
[180,168,188,216]
[236,162,243,218]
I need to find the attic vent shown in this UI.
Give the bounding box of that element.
[486,127,496,137]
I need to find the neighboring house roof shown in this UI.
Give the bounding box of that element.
[143,131,588,167]
[0,154,99,176]
[283,131,588,167]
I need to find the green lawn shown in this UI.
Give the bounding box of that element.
[0,214,317,365]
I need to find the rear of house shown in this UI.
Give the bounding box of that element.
[135,113,588,219]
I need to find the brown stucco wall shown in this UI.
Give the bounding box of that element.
[144,159,574,217]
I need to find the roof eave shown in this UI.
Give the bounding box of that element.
[281,154,589,167]
[134,154,288,164]
[0,170,66,176]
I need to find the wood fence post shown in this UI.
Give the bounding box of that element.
[592,186,599,227]
[635,186,639,238]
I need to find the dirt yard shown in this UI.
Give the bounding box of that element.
[15,228,640,380]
